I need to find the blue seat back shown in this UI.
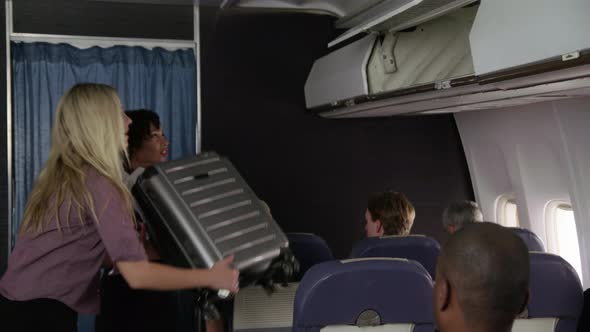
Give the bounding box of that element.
[287,233,334,280]
[513,253,583,332]
[293,258,435,332]
[509,227,546,252]
[350,235,440,277]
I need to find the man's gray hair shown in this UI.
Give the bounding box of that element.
[442,201,483,230]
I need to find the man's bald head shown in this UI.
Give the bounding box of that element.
[435,222,530,331]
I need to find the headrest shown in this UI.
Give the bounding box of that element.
[349,235,440,277]
[287,233,334,280]
[509,228,546,252]
[512,318,558,332]
[320,324,415,332]
[527,253,583,319]
[293,258,434,331]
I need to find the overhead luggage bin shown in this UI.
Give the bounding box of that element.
[304,34,376,110]
[470,0,590,75]
[304,0,590,117]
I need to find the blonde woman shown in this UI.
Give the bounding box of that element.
[0,84,239,332]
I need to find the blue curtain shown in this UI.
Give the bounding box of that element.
[11,42,197,243]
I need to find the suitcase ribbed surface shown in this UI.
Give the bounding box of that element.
[135,152,288,273]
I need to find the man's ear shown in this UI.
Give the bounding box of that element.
[376,220,384,236]
[436,278,451,312]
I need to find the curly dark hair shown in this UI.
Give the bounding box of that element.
[125,109,161,169]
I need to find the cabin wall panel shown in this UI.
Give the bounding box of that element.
[200,9,475,258]
[455,98,590,287]
[462,144,511,221]
[12,0,193,40]
[553,99,590,287]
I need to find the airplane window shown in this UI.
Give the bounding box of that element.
[496,195,519,227]
[545,201,583,280]
[553,204,583,280]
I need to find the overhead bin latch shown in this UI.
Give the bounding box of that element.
[562,51,580,62]
[344,99,356,107]
[378,33,398,74]
[435,80,452,90]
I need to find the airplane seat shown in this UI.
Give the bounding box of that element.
[512,252,583,332]
[293,258,435,332]
[349,235,440,277]
[287,233,334,281]
[231,234,332,332]
[577,288,590,331]
[509,227,546,252]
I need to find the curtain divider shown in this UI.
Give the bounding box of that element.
[193,4,201,154]
[10,32,194,51]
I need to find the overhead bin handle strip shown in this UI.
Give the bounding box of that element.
[328,0,423,48]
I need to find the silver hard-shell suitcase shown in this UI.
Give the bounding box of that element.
[132,152,294,282]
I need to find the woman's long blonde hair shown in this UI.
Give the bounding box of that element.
[20,83,134,233]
